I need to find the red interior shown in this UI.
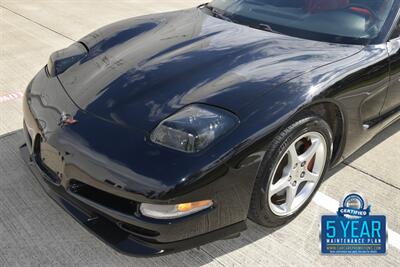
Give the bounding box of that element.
[349,6,372,17]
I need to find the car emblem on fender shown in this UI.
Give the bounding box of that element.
[58,112,78,127]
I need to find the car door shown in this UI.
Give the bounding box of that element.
[382,19,400,115]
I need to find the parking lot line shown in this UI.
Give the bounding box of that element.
[313,191,400,250]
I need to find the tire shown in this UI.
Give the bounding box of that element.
[248,112,333,227]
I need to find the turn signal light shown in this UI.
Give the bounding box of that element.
[140,200,214,219]
[177,200,213,212]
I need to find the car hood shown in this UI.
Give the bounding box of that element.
[58,7,362,132]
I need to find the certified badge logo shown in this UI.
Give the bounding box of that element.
[321,192,387,255]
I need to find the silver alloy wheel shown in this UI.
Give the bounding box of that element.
[268,132,327,216]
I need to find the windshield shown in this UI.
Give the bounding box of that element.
[205,0,397,44]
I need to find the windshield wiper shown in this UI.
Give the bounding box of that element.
[201,4,281,35]
[203,4,232,22]
[252,23,282,34]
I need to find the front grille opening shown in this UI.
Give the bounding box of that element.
[69,180,160,237]
[69,180,137,215]
[118,222,159,237]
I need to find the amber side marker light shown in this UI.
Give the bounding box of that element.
[140,200,213,219]
[177,200,213,212]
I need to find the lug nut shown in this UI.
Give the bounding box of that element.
[301,161,306,167]
[300,172,305,178]
[293,163,298,169]
[292,181,297,186]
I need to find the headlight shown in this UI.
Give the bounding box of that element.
[150,105,238,153]
[140,200,213,219]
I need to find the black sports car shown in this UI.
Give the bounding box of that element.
[21,0,400,256]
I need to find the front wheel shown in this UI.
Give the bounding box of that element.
[249,113,332,227]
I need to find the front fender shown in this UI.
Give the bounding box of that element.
[234,44,389,166]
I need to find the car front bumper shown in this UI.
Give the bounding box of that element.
[20,143,246,256]
[20,67,262,256]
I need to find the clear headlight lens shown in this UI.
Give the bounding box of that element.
[150,105,238,153]
[140,200,213,219]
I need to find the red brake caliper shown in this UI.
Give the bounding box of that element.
[303,138,316,172]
